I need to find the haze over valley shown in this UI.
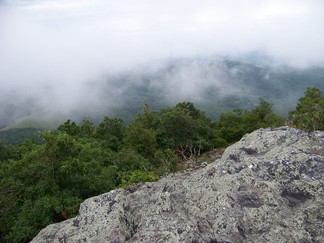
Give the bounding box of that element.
[1,0,324,128]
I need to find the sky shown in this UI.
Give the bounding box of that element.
[0,0,324,123]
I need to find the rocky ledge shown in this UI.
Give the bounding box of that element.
[32,127,324,242]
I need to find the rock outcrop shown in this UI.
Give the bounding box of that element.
[32,127,324,242]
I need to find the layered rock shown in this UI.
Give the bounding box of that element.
[32,127,324,242]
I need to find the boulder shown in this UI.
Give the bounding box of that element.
[31,127,324,242]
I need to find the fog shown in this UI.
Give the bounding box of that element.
[1,0,324,127]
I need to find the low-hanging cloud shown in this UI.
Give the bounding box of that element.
[1,0,324,126]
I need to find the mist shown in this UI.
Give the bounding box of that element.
[1,0,324,127]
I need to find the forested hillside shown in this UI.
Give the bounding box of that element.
[0,87,323,242]
[0,128,43,145]
[2,58,324,129]
[70,58,324,123]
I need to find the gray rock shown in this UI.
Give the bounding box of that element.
[31,127,324,243]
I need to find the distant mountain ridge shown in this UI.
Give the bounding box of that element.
[0,127,44,145]
[2,56,324,129]
[104,57,324,121]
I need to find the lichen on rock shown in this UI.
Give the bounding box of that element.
[31,127,324,243]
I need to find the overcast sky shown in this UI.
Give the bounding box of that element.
[0,0,324,118]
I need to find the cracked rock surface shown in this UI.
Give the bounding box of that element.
[31,127,324,242]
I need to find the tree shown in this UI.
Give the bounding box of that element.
[288,87,324,131]
[58,120,80,136]
[95,117,126,151]
[0,142,19,162]
[79,120,95,138]
[0,99,288,241]
[217,99,284,143]
[0,130,119,242]
[243,98,284,132]
[160,102,216,160]
[124,123,158,159]
[218,109,245,143]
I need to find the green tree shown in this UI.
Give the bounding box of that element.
[124,123,158,159]
[243,98,284,132]
[217,99,284,143]
[0,99,287,242]
[0,142,19,162]
[218,109,245,143]
[95,117,125,151]
[79,120,95,137]
[115,148,151,172]
[0,130,119,242]
[121,170,159,188]
[58,120,80,136]
[160,102,216,160]
[288,87,324,131]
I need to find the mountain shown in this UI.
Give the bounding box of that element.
[31,127,324,242]
[2,56,324,128]
[0,127,44,145]
[101,58,324,122]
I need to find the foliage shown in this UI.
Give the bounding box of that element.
[218,109,246,143]
[288,87,324,131]
[0,142,20,162]
[243,98,285,131]
[0,128,44,145]
[0,90,317,242]
[124,123,158,159]
[153,149,179,173]
[126,102,219,162]
[95,117,125,151]
[104,61,324,123]
[0,130,118,242]
[217,99,285,143]
[115,148,150,172]
[121,170,159,188]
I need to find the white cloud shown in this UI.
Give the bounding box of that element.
[0,0,324,120]
[2,1,323,63]
[1,0,323,71]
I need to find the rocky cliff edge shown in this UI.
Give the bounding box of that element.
[31,127,324,242]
